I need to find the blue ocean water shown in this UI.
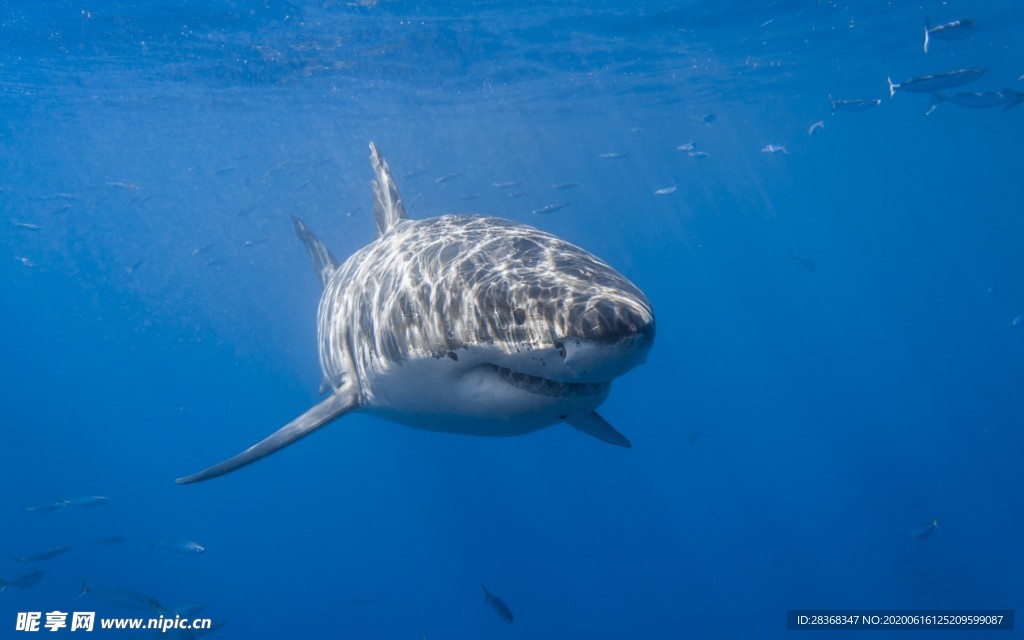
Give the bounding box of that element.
[2,1,1022,638]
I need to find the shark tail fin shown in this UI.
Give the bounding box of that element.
[887,76,897,99]
[76,579,88,599]
[292,215,339,290]
[369,142,408,237]
[175,383,359,484]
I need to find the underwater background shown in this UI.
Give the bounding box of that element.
[2,1,1022,638]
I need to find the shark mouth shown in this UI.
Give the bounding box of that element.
[491,365,608,397]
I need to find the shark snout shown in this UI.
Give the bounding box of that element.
[633,316,656,353]
[560,296,655,382]
[573,298,655,348]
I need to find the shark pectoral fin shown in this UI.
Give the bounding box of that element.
[175,384,358,484]
[566,412,631,448]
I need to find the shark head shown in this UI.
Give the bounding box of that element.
[462,222,656,388]
[320,214,655,434]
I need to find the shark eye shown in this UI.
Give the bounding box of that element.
[513,308,526,325]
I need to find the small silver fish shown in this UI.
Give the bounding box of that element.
[911,518,939,540]
[676,141,696,152]
[149,540,206,555]
[551,182,581,190]
[481,583,514,623]
[532,203,570,215]
[25,500,67,513]
[688,114,716,125]
[263,160,305,178]
[888,69,986,98]
[924,19,976,53]
[244,238,270,248]
[16,256,37,268]
[829,95,881,113]
[808,121,825,136]
[14,545,71,563]
[654,186,677,196]
[597,152,628,160]
[0,570,44,591]
[434,172,464,185]
[107,181,139,191]
[404,168,430,179]
[79,580,160,610]
[791,253,817,273]
[930,90,1005,111]
[762,144,788,155]
[688,151,710,159]
[11,221,43,231]
[1010,314,1024,328]
[491,181,521,189]
[68,495,110,508]
[33,192,79,201]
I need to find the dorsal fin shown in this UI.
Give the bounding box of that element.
[369,142,408,237]
[291,215,338,289]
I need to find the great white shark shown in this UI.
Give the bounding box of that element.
[177,143,655,484]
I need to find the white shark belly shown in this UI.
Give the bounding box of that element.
[359,355,609,436]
